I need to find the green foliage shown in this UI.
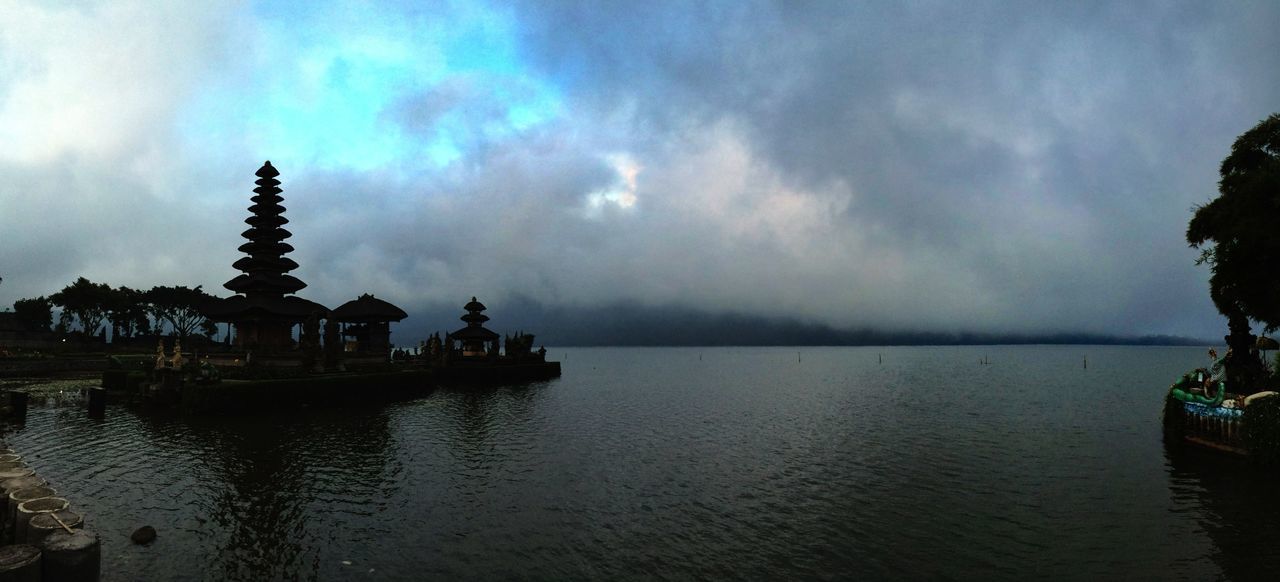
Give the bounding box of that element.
[200,318,218,340]
[49,277,113,335]
[27,278,220,341]
[1245,395,1280,464]
[1187,113,1280,331]
[146,285,215,337]
[12,296,52,331]
[107,286,151,339]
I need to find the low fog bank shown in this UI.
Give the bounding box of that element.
[393,297,1210,348]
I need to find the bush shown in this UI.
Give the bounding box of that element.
[1245,395,1280,464]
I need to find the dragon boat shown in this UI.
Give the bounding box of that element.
[1163,367,1280,462]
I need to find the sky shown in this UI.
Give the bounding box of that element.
[1,0,1278,344]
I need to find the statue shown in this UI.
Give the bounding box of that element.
[301,312,321,372]
[506,332,536,359]
[155,339,167,370]
[1224,312,1267,394]
[323,318,343,372]
[170,338,186,369]
[425,333,441,364]
[196,356,221,384]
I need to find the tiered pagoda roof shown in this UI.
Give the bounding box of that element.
[224,161,307,297]
[452,296,499,341]
[204,161,327,323]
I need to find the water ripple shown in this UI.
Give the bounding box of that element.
[0,347,1274,579]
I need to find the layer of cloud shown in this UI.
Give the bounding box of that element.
[3,1,1278,342]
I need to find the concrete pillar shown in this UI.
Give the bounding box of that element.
[27,509,82,547]
[0,470,38,538]
[0,468,35,483]
[0,455,22,474]
[0,477,47,498]
[0,544,40,582]
[0,477,46,544]
[41,529,99,582]
[8,486,55,528]
[14,495,65,544]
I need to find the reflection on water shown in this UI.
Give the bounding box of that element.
[1164,445,1280,581]
[4,402,401,581]
[1,347,1279,580]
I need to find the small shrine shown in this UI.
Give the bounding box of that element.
[427,296,561,384]
[448,297,500,357]
[332,294,408,353]
[203,161,328,350]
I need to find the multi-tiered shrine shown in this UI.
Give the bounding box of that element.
[450,297,500,357]
[204,161,330,351]
[423,296,560,384]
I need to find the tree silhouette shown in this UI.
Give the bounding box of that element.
[1188,113,1280,328]
[49,277,113,336]
[1188,113,1280,390]
[13,296,52,332]
[146,285,216,338]
[107,286,151,339]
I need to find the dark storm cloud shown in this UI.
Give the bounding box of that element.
[2,1,1276,342]
[502,0,1280,336]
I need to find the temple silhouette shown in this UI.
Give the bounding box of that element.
[450,297,499,356]
[203,161,406,367]
[204,162,330,351]
[332,294,408,353]
[193,160,558,385]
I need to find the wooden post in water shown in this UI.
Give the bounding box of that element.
[87,387,106,419]
[7,392,26,420]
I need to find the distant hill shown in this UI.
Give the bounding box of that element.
[396,298,1210,347]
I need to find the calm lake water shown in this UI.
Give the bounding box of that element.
[4,346,1280,580]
